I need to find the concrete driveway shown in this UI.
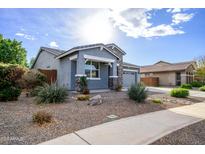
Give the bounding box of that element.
[147,86,205,98]
[40,103,205,145]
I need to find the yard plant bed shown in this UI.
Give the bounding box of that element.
[0,91,203,145]
[151,120,205,145]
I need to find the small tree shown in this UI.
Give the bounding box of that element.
[79,76,89,94]
[0,34,27,66]
[195,56,205,83]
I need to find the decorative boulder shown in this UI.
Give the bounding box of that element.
[88,94,103,106]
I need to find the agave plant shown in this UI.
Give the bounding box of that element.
[36,83,68,104]
[128,83,147,103]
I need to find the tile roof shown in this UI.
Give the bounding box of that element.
[140,61,196,73]
[41,47,66,55]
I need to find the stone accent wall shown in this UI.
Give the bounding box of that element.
[107,46,123,86]
[75,76,81,92]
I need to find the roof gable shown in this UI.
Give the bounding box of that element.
[105,43,126,55]
[31,47,65,68]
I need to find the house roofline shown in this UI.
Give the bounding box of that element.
[55,44,120,60]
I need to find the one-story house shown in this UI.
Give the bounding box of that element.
[32,43,140,90]
[140,60,197,86]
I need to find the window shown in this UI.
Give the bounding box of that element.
[85,60,100,79]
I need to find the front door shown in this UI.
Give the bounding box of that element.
[108,65,111,88]
[176,72,181,86]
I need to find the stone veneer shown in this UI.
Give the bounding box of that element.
[107,46,123,87]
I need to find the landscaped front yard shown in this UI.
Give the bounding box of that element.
[0,91,203,145]
[152,120,205,145]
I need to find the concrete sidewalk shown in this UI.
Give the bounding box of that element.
[147,86,205,98]
[40,103,205,145]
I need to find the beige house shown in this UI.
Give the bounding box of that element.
[140,61,197,86]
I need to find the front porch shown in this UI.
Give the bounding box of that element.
[70,53,119,91]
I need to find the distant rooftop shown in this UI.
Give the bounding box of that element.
[140,60,196,73]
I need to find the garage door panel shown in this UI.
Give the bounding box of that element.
[123,71,136,88]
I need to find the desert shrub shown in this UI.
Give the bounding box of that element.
[115,84,122,92]
[152,99,162,104]
[36,83,67,104]
[0,63,25,101]
[30,86,43,97]
[19,69,47,89]
[33,111,52,125]
[199,86,205,91]
[170,88,189,98]
[180,84,192,89]
[191,81,203,87]
[128,83,147,103]
[77,94,90,101]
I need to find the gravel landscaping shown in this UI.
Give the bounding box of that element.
[152,120,205,145]
[0,91,203,145]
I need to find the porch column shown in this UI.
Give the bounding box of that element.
[75,53,86,91]
[109,61,118,90]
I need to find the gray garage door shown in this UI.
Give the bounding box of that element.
[123,71,136,88]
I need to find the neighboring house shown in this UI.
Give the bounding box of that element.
[32,43,140,90]
[140,61,197,86]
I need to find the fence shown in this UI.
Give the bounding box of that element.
[141,77,159,87]
[38,69,57,84]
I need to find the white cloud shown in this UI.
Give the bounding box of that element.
[109,9,185,38]
[49,41,58,48]
[15,32,35,40]
[167,8,181,13]
[66,8,194,41]
[172,13,194,25]
[172,8,181,13]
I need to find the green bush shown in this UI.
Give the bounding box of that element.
[128,83,147,103]
[199,86,205,91]
[191,81,203,87]
[36,83,68,104]
[180,84,192,89]
[0,86,21,101]
[33,111,52,125]
[170,88,189,98]
[152,99,162,104]
[0,63,25,101]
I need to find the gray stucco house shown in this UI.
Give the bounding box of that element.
[32,43,140,90]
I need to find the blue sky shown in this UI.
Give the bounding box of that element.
[0,8,204,66]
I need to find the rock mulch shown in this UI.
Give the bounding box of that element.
[0,91,202,145]
[152,120,205,145]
